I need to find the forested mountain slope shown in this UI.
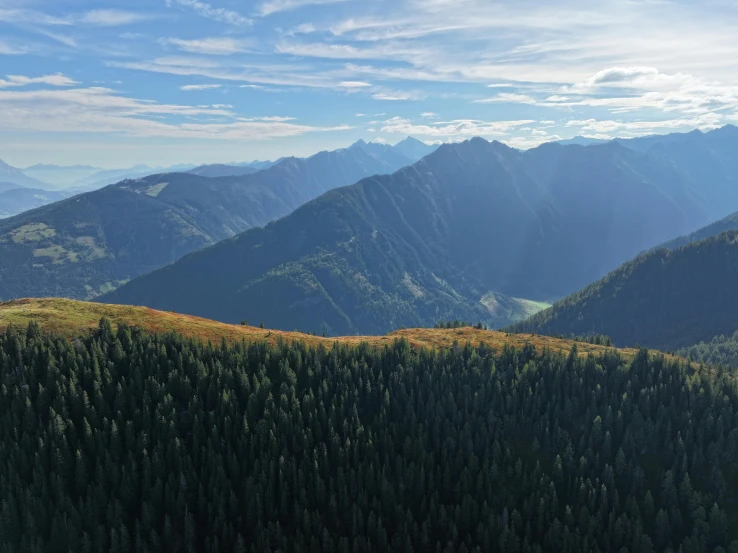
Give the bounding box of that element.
[0,144,415,301]
[510,231,738,351]
[1,319,736,553]
[105,138,713,334]
[660,210,738,250]
[186,164,258,178]
[677,331,738,371]
[0,187,70,219]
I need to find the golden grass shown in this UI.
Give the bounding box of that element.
[0,298,686,364]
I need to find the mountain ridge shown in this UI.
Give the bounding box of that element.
[0,143,428,301]
[508,230,738,351]
[103,136,716,334]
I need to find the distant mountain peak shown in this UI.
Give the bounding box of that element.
[395,136,424,146]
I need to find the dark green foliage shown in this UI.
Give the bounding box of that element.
[510,231,738,352]
[677,332,738,371]
[0,145,415,301]
[2,319,738,553]
[105,137,720,335]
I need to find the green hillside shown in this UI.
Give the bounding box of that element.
[677,331,738,371]
[510,230,738,351]
[0,145,416,301]
[104,138,714,334]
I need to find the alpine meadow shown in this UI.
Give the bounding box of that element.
[2,1,738,552]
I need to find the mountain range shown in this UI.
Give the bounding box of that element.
[104,129,738,334]
[0,159,49,189]
[509,205,738,351]
[0,139,432,301]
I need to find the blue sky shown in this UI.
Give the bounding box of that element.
[1,0,737,167]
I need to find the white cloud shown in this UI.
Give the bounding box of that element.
[373,91,417,101]
[380,116,534,137]
[110,57,338,89]
[0,8,70,26]
[165,0,251,26]
[33,29,77,48]
[180,84,222,91]
[258,0,352,17]
[77,10,148,26]
[569,67,692,92]
[0,86,351,140]
[276,42,369,59]
[0,41,29,55]
[565,114,724,136]
[339,81,371,88]
[465,67,738,121]
[163,37,252,56]
[0,8,146,27]
[288,23,317,35]
[421,112,437,118]
[254,116,297,121]
[475,93,537,104]
[0,74,78,88]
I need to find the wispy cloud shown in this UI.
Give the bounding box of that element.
[0,86,351,140]
[565,114,724,136]
[474,93,537,105]
[0,74,78,88]
[339,81,371,88]
[0,8,146,27]
[0,40,29,55]
[258,0,352,17]
[0,8,69,26]
[110,56,340,89]
[380,116,534,137]
[180,84,222,91]
[162,37,252,55]
[470,67,738,120]
[373,91,419,101]
[77,10,149,26]
[165,0,252,26]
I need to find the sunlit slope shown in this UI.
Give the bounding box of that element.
[0,298,686,362]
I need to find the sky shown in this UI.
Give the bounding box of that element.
[1,0,738,168]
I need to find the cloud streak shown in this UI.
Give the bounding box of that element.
[165,0,252,26]
[0,74,78,88]
[0,86,352,140]
[180,84,222,91]
[258,0,352,17]
[380,116,534,137]
[162,37,253,55]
